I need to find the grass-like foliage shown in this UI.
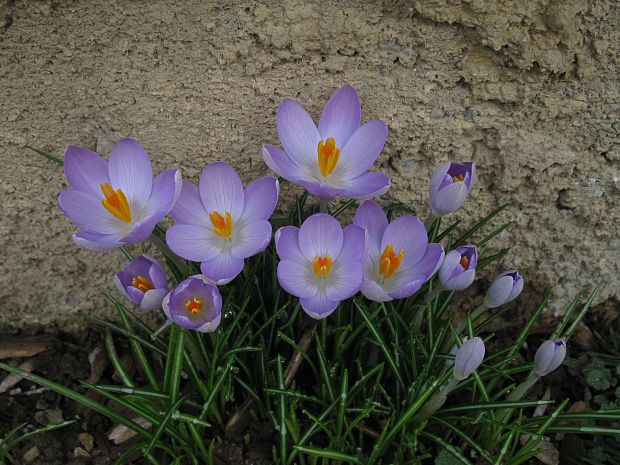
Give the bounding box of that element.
[1,149,618,465]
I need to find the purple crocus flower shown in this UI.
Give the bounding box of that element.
[162,275,222,333]
[438,245,478,291]
[484,270,524,308]
[352,200,444,302]
[263,84,390,199]
[453,336,485,380]
[58,138,182,251]
[534,339,566,376]
[429,162,476,216]
[166,162,279,285]
[114,255,168,311]
[275,213,365,319]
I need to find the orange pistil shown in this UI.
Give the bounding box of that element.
[132,275,154,293]
[312,255,332,279]
[184,297,203,315]
[317,137,341,177]
[101,183,131,223]
[459,255,470,269]
[209,211,233,238]
[452,174,465,183]
[379,243,405,279]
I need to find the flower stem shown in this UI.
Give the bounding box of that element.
[414,378,459,424]
[499,373,541,422]
[413,287,443,330]
[424,211,437,231]
[455,302,489,335]
[319,198,329,213]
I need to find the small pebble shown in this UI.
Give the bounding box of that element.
[431,107,445,119]
[8,388,21,395]
[78,432,95,452]
[74,447,91,458]
[46,408,64,424]
[24,446,40,463]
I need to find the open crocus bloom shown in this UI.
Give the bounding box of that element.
[275,213,365,319]
[166,162,279,285]
[429,162,476,216]
[58,138,182,251]
[263,84,390,199]
[353,200,444,302]
[439,245,478,291]
[162,275,222,332]
[114,255,168,311]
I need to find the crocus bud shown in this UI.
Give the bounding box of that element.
[162,275,222,333]
[483,270,524,308]
[453,337,485,380]
[534,339,566,376]
[429,162,476,216]
[114,255,168,311]
[439,245,477,291]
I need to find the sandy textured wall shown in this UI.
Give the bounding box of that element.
[1,0,618,332]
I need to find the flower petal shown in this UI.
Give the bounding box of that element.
[120,216,160,243]
[325,225,364,301]
[432,181,469,216]
[171,181,211,227]
[318,84,361,145]
[429,162,451,200]
[353,200,388,255]
[142,168,182,220]
[298,213,343,262]
[195,314,222,333]
[340,172,390,199]
[277,259,318,299]
[381,215,428,269]
[263,144,307,180]
[141,288,168,311]
[108,138,153,205]
[64,145,110,197]
[231,220,272,259]
[409,243,445,279]
[73,231,123,251]
[300,290,339,320]
[276,99,321,166]
[445,269,476,291]
[59,189,129,235]
[439,250,461,285]
[275,226,305,264]
[333,120,388,179]
[166,224,220,262]
[387,276,426,299]
[361,279,392,302]
[199,162,245,221]
[298,179,346,199]
[199,252,244,285]
[241,176,279,224]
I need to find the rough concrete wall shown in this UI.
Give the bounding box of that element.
[0,0,618,332]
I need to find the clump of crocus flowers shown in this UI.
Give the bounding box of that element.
[57,83,565,436]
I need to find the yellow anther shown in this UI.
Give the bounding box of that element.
[317,137,341,177]
[379,243,405,279]
[132,275,154,293]
[100,183,131,223]
[312,255,332,279]
[209,211,233,238]
[184,297,203,315]
[459,255,470,269]
[452,174,465,183]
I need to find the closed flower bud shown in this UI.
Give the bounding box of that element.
[114,255,168,311]
[484,270,524,308]
[429,162,476,216]
[439,245,477,291]
[453,337,485,380]
[534,339,566,376]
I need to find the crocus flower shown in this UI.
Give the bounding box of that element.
[162,275,222,333]
[352,200,444,302]
[58,138,182,251]
[166,162,279,284]
[453,337,485,380]
[534,339,566,376]
[484,270,524,308]
[263,84,389,199]
[429,162,476,216]
[114,255,168,311]
[438,245,477,291]
[275,213,364,319]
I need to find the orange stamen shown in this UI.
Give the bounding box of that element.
[312,255,332,278]
[209,211,233,238]
[459,255,469,269]
[379,243,405,279]
[132,275,154,293]
[100,183,131,223]
[452,174,465,183]
[317,137,341,177]
[184,297,203,315]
